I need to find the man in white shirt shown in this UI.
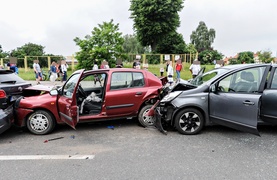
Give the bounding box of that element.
[33,59,42,84]
[166,61,174,86]
[189,60,201,79]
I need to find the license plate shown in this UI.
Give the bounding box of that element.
[10,95,18,102]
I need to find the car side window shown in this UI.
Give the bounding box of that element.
[130,72,145,87]
[217,67,265,93]
[270,69,277,89]
[110,72,132,90]
[62,73,81,98]
[80,73,105,88]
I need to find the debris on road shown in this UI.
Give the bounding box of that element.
[44,137,64,143]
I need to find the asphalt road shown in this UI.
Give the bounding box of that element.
[1,119,277,180]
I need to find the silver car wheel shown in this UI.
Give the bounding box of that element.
[30,113,49,132]
[138,105,155,127]
[27,110,55,135]
[142,108,155,125]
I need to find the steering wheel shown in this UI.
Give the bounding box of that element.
[78,85,87,98]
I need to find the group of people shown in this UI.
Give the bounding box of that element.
[92,60,110,70]
[33,59,68,85]
[31,58,200,86]
[164,59,201,86]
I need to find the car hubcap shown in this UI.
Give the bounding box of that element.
[143,109,155,126]
[179,112,200,133]
[30,114,49,132]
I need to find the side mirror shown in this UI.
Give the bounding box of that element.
[210,84,216,93]
[49,89,58,96]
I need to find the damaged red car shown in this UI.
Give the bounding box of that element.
[14,68,166,135]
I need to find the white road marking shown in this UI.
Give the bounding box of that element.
[0,155,95,160]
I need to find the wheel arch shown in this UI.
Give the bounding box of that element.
[138,97,159,115]
[25,108,57,126]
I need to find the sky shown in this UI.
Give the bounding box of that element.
[0,0,276,58]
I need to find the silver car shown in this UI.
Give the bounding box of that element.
[154,63,277,135]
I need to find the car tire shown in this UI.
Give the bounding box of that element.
[174,108,204,135]
[138,105,155,127]
[26,110,56,135]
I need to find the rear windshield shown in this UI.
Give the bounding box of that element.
[0,72,26,84]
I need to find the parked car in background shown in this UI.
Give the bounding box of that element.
[152,63,277,136]
[15,68,166,135]
[0,70,31,134]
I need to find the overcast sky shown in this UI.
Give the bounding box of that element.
[0,0,276,58]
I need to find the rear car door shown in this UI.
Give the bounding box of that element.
[209,66,267,135]
[105,71,147,116]
[260,67,277,124]
[57,70,84,128]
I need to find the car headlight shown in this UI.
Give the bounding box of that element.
[161,91,182,103]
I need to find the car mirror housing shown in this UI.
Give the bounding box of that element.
[210,84,216,93]
[49,89,58,96]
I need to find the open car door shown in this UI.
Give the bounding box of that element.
[57,69,85,129]
[260,89,277,124]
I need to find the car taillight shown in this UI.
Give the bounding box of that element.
[0,90,6,98]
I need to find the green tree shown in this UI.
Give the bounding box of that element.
[130,0,184,52]
[74,20,124,69]
[190,21,216,52]
[257,50,274,63]
[0,45,9,59]
[198,49,223,64]
[156,32,186,54]
[237,51,254,64]
[185,43,197,54]
[10,43,45,67]
[122,34,145,54]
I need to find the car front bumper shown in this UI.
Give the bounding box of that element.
[153,101,177,135]
[0,105,13,134]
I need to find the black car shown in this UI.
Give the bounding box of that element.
[0,70,31,134]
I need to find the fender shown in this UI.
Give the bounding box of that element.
[14,108,34,127]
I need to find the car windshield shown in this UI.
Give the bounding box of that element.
[190,68,228,86]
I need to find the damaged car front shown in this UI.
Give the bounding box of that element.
[153,67,229,135]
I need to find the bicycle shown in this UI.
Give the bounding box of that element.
[41,70,51,81]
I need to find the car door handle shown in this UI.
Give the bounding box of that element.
[243,101,255,105]
[136,92,142,95]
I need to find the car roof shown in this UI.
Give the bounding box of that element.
[83,68,147,74]
[218,63,272,71]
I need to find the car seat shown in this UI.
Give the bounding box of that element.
[233,72,257,92]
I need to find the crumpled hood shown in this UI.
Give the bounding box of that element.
[24,84,55,92]
[23,84,57,97]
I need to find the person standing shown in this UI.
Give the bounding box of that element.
[175,59,183,82]
[159,64,165,77]
[33,60,42,84]
[93,62,99,70]
[167,61,174,86]
[61,60,68,83]
[189,60,201,79]
[50,61,57,83]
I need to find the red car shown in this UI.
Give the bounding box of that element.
[14,68,166,135]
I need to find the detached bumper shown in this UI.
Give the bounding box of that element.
[154,107,167,135]
[0,105,13,134]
